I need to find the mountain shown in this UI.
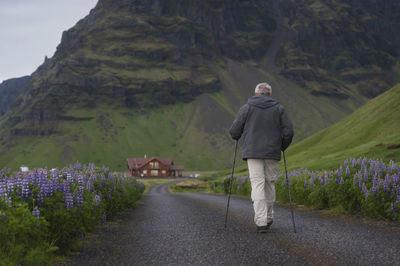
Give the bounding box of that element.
[0,0,399,171]
[286,84,400,170]
[0,76,31,116]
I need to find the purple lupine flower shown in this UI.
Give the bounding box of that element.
[7,180,15,194]
[339,166,344,176]
[358,171,363,189]
[363,168,368,182]
[94,194,101,206]
[74,161,82,169]
[346,166,350,177]
[73,189,84,207]
[360,161,366,173]
[21,181,31,200]
[0,181,6,198]
[371,185,379,195]
[335,170,340,179]
[63,183,74,208]
[86,179,93,192]
[108,172,114,182]
[372,171,378,187]
[309,177,314,187]
[65,191,74,208]
[362,183,369,198]
[351,158,357,169]
[37,188,45,204]
[388,161,394,174]
[381,161,386,173]
[32,206,40,220]
[102,166,109,174]
[393,174,399,187]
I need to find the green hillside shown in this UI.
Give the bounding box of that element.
[0,103,225,171]
[0,72,350,172]
[286,84,400,170]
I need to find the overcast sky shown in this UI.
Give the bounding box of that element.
[0,0,98,83]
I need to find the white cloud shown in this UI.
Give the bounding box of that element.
[0,0,98,82]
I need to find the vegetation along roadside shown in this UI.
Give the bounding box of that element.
[209,158,400,222]
[0,162,144,265]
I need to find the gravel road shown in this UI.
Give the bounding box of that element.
[64,181,400,266]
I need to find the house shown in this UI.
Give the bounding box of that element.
[127,157,184,177]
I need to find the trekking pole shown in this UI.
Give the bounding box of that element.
[283,151,297,233]
[224,139,238,228]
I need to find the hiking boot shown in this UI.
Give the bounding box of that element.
[267,220,273,228]
[257,225,269,234]
[257,220,273,233]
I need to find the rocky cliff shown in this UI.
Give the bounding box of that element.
[0,76,31,116]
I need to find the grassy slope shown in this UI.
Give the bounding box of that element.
[0,100,235,171]
[285,84,400,170]
[0,59,366,172]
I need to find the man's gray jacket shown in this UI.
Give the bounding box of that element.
[229,95,294,161]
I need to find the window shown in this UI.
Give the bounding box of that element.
[149,161,159,169]
[143,170,147,174]
[162,170,166,174]
[151,170,158,176]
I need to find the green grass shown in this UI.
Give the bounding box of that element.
[200,84,400,181]
[285,84,400,170]
[0,100,234,172]
[139,178,180,194]
[169,179,210,193]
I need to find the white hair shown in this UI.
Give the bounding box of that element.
[255,82,272,95]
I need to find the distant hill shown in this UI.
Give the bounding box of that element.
[286,84,400,170]
[0,0,399,171]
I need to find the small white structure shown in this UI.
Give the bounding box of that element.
[20,166,29,172]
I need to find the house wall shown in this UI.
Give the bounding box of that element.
[135,168,172,177]
[129,159,177,177]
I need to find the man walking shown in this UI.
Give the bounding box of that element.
[229,82,294,233]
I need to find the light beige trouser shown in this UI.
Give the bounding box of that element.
[247,158,279,227]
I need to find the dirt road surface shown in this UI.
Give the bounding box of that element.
[63,181,400,265]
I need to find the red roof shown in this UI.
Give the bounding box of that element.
[127,157,174,170]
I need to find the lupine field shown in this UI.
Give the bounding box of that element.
[0,162,144,265]
[211,158,400,221]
